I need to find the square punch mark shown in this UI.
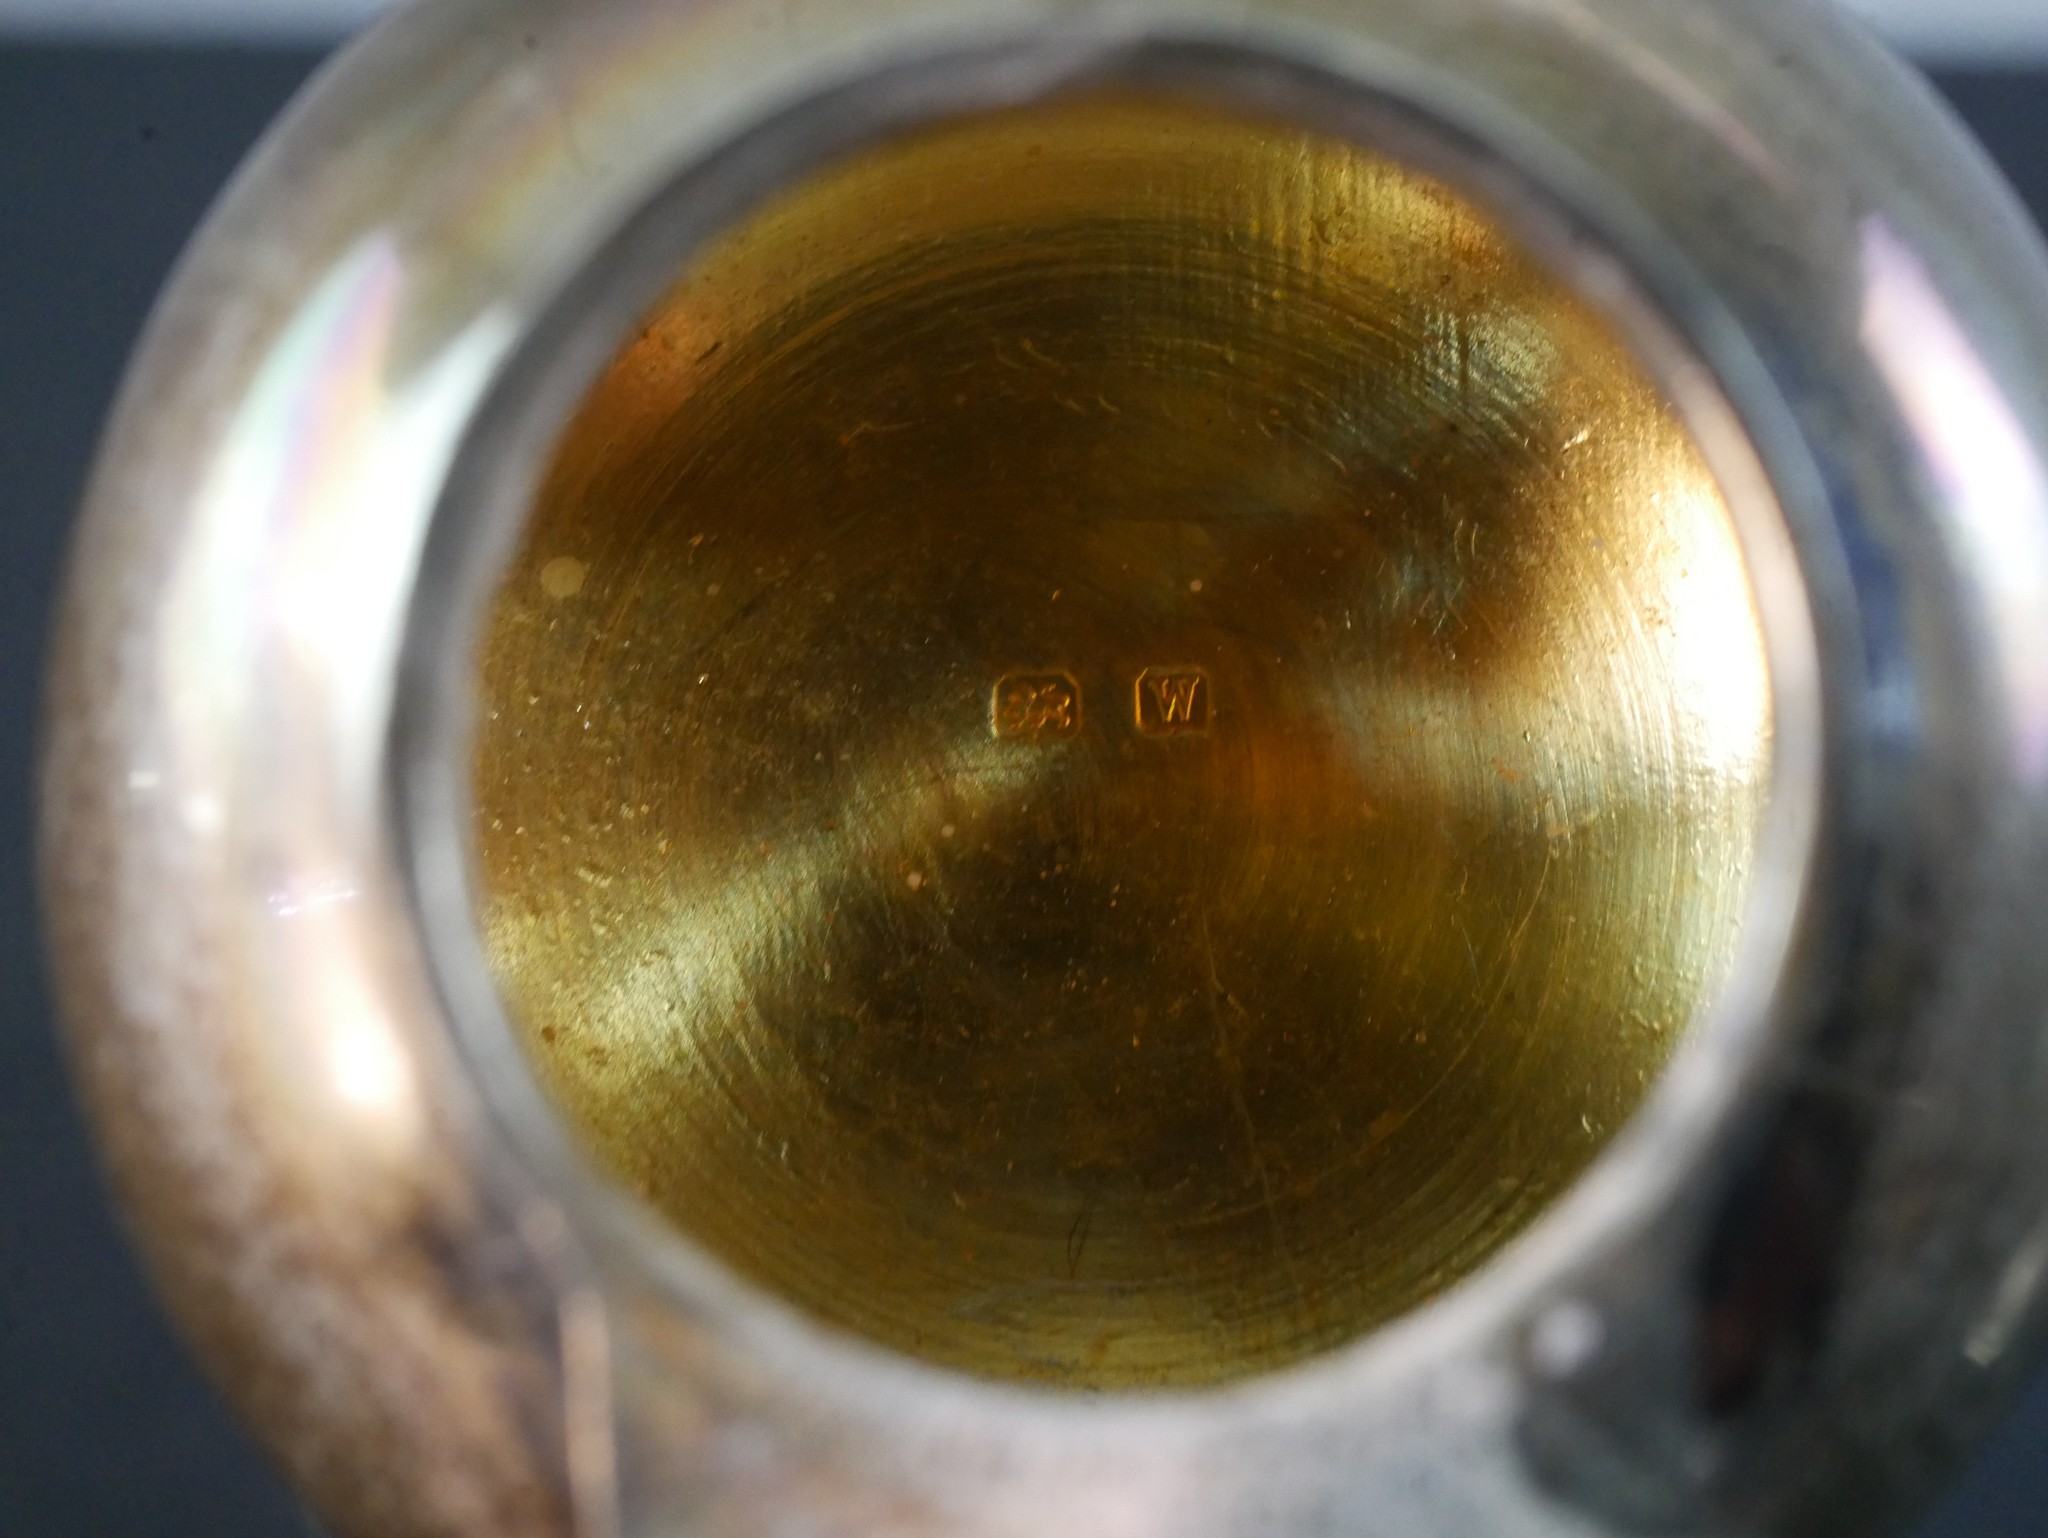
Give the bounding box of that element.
[993,672,1083,740]
[1135,668,1211,735]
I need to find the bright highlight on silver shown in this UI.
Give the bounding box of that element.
[0,0,2042,56]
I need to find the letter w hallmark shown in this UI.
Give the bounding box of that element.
[1135,667,1212,736]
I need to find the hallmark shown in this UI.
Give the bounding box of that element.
[993,672,1082,741]
[1135,668,1211,735]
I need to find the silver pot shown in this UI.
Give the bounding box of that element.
[39,2,2048,1535]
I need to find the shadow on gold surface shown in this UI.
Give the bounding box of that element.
[471,95,1773,1389]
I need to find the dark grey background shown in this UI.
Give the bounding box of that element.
[2,45,2046,1538]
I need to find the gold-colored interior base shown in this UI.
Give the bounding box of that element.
[471,95,1774,1389]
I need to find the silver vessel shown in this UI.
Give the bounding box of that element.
[39,2,2048,1534]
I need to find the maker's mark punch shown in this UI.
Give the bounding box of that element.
[1135,668,1211,736]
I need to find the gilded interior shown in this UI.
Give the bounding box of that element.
[471,95,1774,1389]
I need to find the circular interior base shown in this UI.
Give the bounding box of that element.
[471,94,1773,1389]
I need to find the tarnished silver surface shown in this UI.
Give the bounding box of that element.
[36,1,2048,1536]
